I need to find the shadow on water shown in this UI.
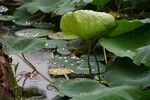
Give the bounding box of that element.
[11,49,59,100]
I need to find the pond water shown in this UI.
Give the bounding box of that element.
[10,49,59,100]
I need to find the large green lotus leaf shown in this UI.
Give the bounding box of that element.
[15,28,53,38]
[0,37,46,54]
[71,85,142,100]
[60,10,116,40]
[45,40,69,48]
[50,55,105,74]
[100,25,150,59]
[91,0,110,6]
[133,44,150,67]
[58,79,106,97]
[104,58,150,88]
[109,18,150,37]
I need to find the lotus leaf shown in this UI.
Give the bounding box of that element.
[60,10,116,40]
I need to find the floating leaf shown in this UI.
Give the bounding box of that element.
[56,0,76,15]
[0,6,8,13]
[71,85,142,100]
[0,37,46,54]
[48,68,72,76]
[45,40,69,48]
[26,0,75,14]
[109,19,150,37]
[57,79,142,100]
[15,28,53,38]
[32,22,55,29]
[103,58,150,88]
[48,32,78,40]
[50,55,105,74]
[58,79,106,97]
[13,5,41,26]
[60,10,116,40]
[57,48,71,55]
[0,14,14,21]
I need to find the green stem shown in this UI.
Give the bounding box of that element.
[103,48,108,64]
[18,54,58,90]
[88,40,92,75]
[115,0,122,18]
[64,74,69,80]
[93,51,101,82]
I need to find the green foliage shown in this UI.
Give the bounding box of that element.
[133,44,150,67]
[1,0,150,99]
[0,14,14,21]
[45,40,69,48]
[109,19,150,37]
[91,0,110,7]
[50,55,105,74]
[0,37,46,54]
[100,24,150,66]
[58,79,106,97]
[25,0,71,14]
[13,5,41,26]
[60,10,116,40]
[104,58,150,88]
[15,28,53,38]
[57,79,142,100]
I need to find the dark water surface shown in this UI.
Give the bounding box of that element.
[11,49,58,100]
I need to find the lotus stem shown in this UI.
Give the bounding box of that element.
[115,0,122,18]
[88,40,92,75]
[93,51,101,82]
[18,54,59,90]
[64,74,69,80]
[103,48,108,64]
